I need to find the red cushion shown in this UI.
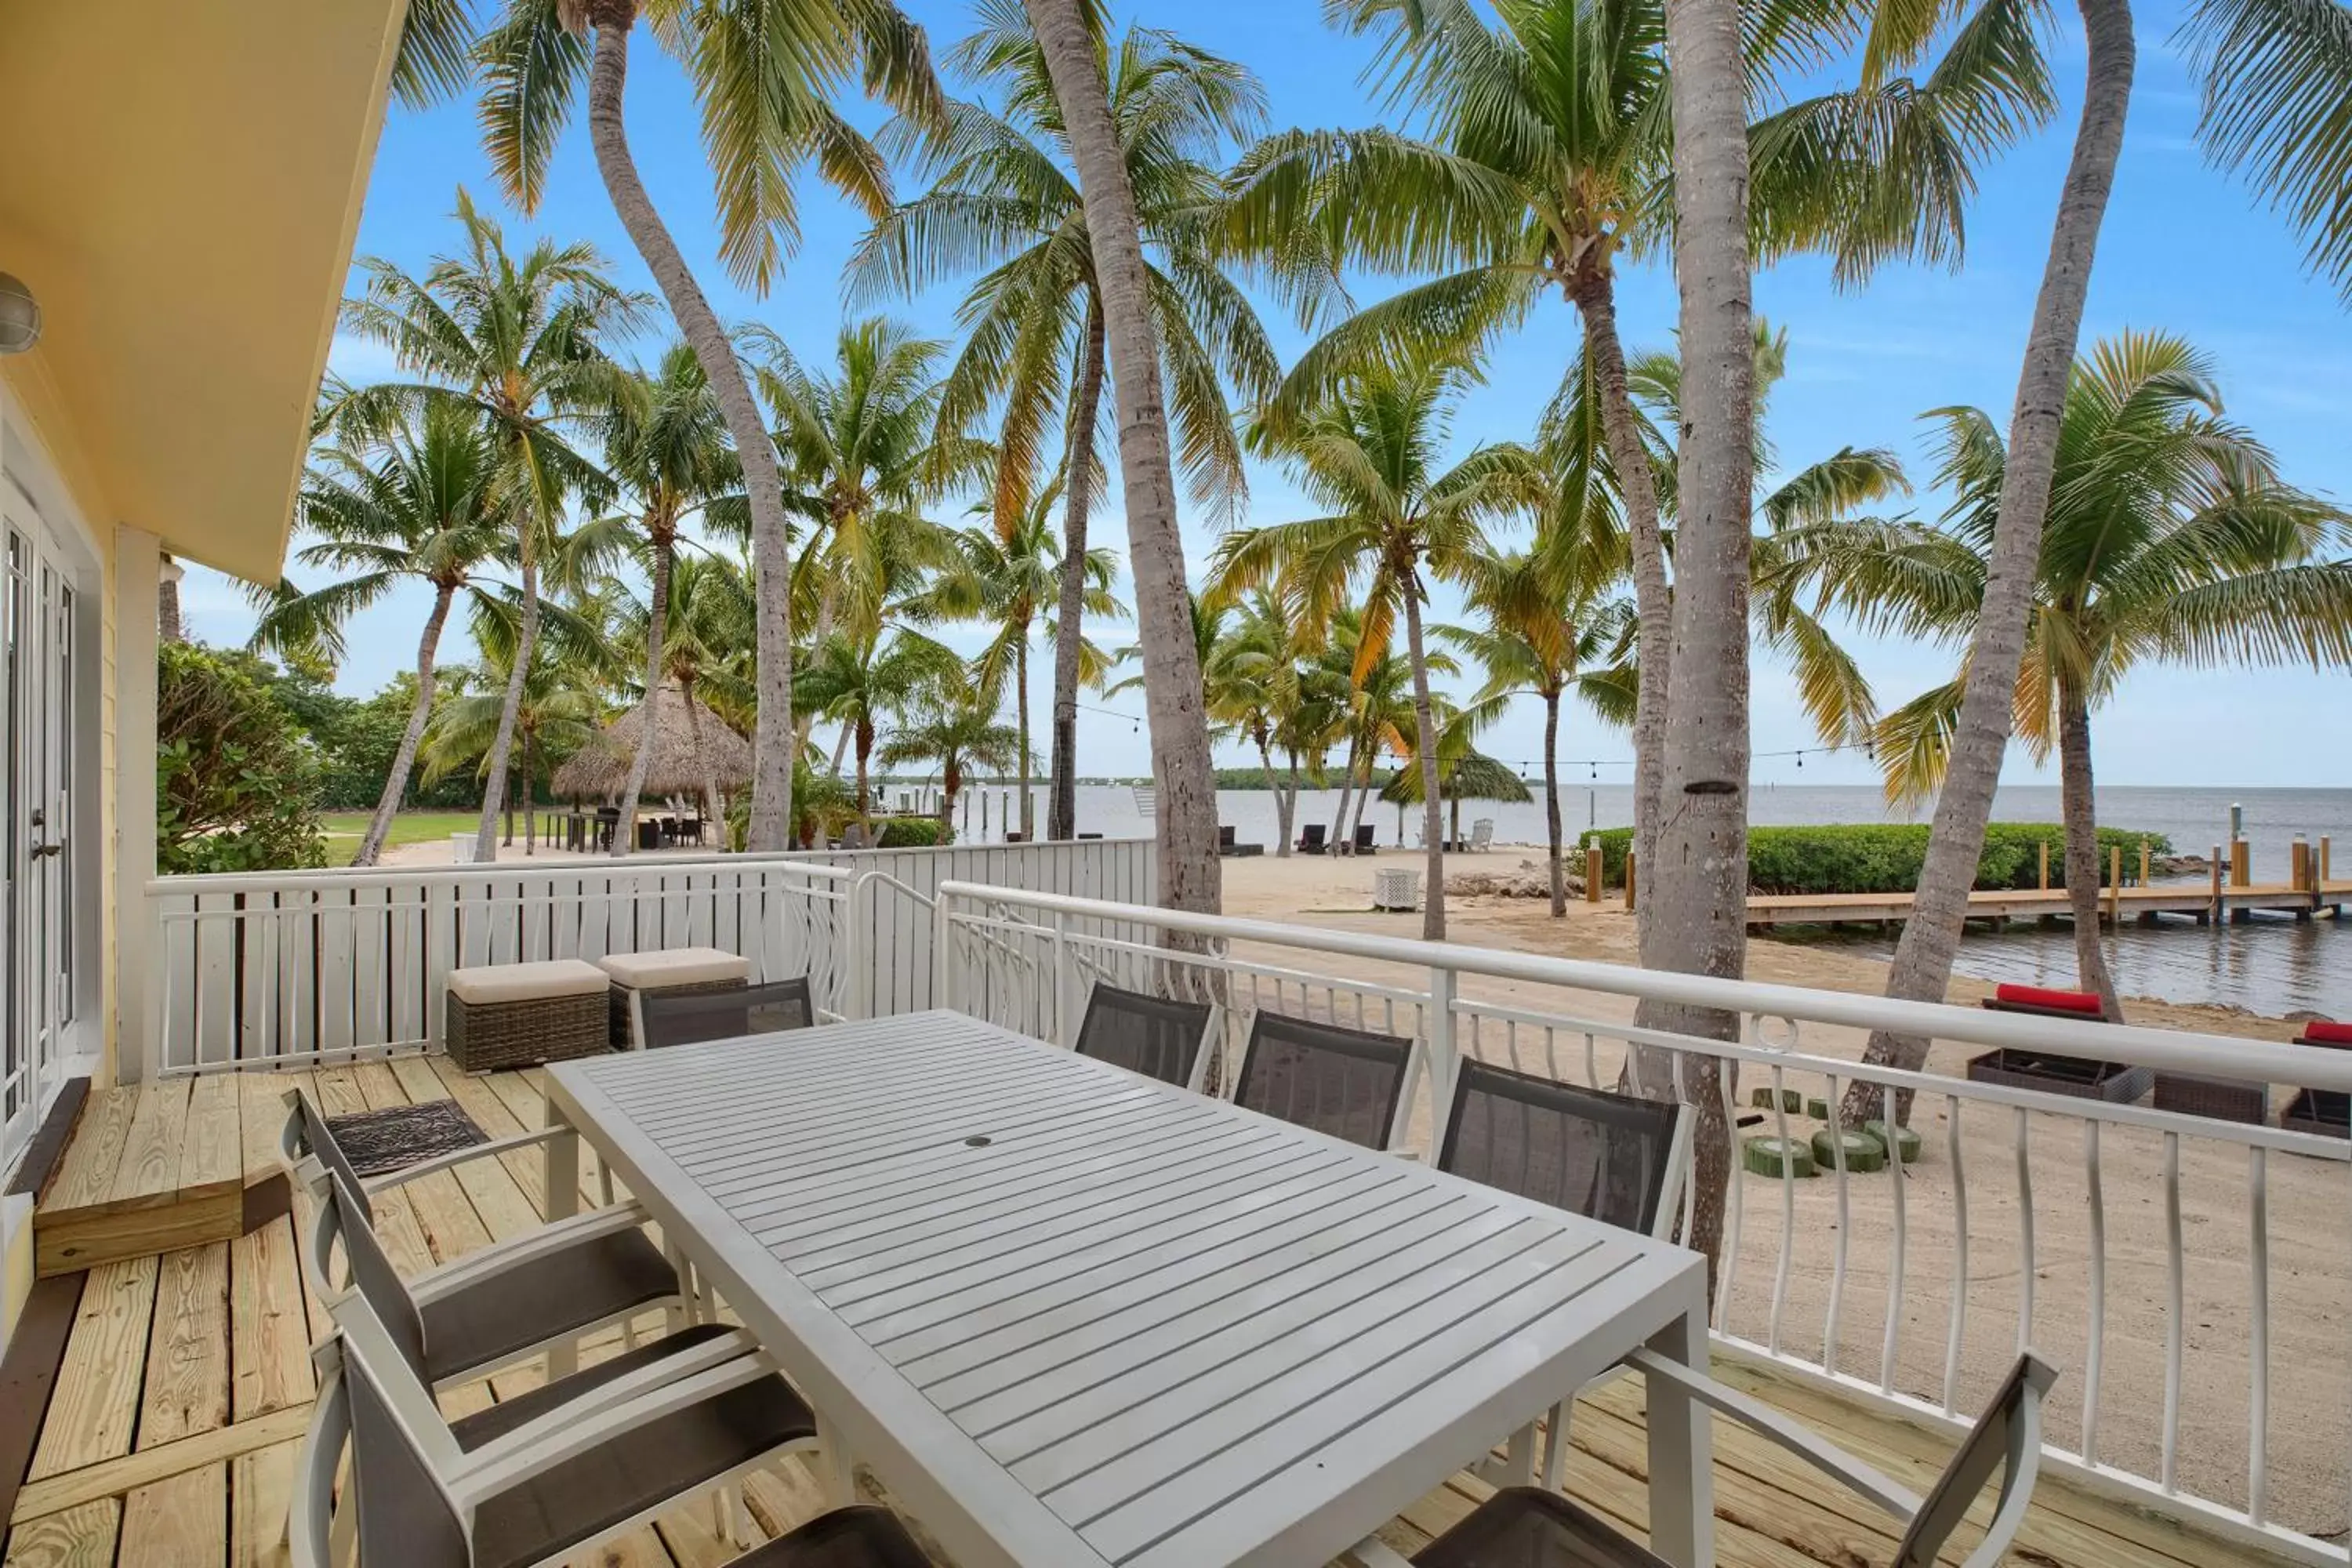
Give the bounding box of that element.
[2301,1020,2352,1046]
[1994,983,2103,1014]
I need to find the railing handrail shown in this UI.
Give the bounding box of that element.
[935,880,2352,1092]
[146,851,864,898]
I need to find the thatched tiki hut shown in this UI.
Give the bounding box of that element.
[552,681,751,844]
[1379,749,1530,848]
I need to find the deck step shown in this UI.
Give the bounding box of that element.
[32,1080,290,1278]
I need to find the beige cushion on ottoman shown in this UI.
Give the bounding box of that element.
[447,959,610,1004]
[596,949,750,988]
[445,960,612,1071]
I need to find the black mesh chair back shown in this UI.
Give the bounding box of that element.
[1074,982,1214,1088]
[1892,1352,2060,1566]
[1439,1059,1684,1239]
[1233,1011,1414,1149]
[637,976,816,1048]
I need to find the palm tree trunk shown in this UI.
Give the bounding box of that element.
[829,724,851,776]
[685,684,724,857]
[1843,0,2136,1124]
[1279,747,1301,858]
[356,583,453,868]
[473,554,536,862]
[1543,688,1566,916]
[1048,297,1106,842]
[1403,585,1446,942]
[583,0,791,851]
[2058,670,2122,1015]
[1628,0,1758,1276]
[1328,734,1361,857]
[1566,274,1671,903]
[1256,737,1284,853]
[613,530,672,858]
[522,728,537,854]
[1023,0,1221,924]
[855,720,874,817]
[1016,635,1034,837]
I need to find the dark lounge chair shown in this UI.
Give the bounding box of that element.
[1352,822,1376,855]
[1296,822,1328,855]
[1966,984,2153,1104]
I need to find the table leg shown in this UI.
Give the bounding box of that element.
[1645,1294,1714,1567]
[543,1098,580,1380]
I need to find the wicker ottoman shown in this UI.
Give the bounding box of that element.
[2152,1069,2267,1123]
[445,959,612,1072]
[598,948,751,1048]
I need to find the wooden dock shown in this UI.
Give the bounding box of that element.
[1,1057,2270,1568]
[1749,880,2352,931]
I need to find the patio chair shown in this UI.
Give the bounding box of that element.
[291,1277,927,1568]
[1232,1010,1414,1149]
[637,975,818,1050]
[1352,822,1377,855]
[1073,981,1218,1091]
[1296,822,1329,855]
[1468,817,1494,853]
[301,1160,685,1395]
[1437,1060,1690,1243]
[282,1094,683,1388]
[1362,1349,2059,1568]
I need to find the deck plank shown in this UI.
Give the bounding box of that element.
[34,1090,134,1216]
[228,1441,298,1568]
[109,1082,195,1207]
[140,1243,232,1450]
[118,1465,224,1568]
[11,1408,313,1528]
[177,1076,245,1196]
[28,1259,158,1481]
[230,1219,313,1422]
[0,1500,118,1567]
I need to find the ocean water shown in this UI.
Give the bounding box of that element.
[916,781,2352,1020]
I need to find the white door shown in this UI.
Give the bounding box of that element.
[1,520,75,1164]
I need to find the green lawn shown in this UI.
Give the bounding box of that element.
[317,811,491,848]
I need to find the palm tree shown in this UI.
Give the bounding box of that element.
[1213,361,1537,939]
[1784,332,2352,1020]
[2178,0,2352,304]
[1320,616,1437,857]
[853,4,1278,843]
[1016,0,1223,918]
[901,481,1122,837]
[591,549,761,829]
[474,0,945,852]
[796,630,962,816]
[421,630,607,852]
[568,344,740,854]
[876,671,1025,842]
[1440,554,1636,916]
[1202,590,1330,858]
[747,318,970,668]
[333,194,633,862]
[1849,0,2138,1091]
[255,401,511,868]
[1221,0,2045,907]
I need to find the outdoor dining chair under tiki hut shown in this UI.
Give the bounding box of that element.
[552,679,751,850]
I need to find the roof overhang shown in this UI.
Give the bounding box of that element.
[0,0,407,582]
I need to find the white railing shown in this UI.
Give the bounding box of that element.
[143,837,1154,1076]
[930,880,2352,1568]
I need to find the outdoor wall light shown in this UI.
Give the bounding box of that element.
[0,272,42,355]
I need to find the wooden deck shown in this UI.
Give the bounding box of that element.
[2,1056,2280,1567]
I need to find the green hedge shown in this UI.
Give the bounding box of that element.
[874,817,946,848]
[1581,822,2173,895]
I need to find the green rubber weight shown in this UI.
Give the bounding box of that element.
[1864,1119,1923,1163]
[1811,1127,1888,1174]
[1806,1097,1832,1121]
[1749,1087,1805,1113]
[1743,1135,1816,1178]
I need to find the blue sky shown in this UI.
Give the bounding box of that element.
[177,0,2352,793]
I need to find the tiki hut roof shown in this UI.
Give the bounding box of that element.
[550,681,752,803]
[1377,749,1533,806]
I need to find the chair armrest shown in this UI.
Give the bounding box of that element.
[1624,1348,1923,1521]
[445,1343,776,1508]
[362,1127,573,1193]
[407,1202,652,1305]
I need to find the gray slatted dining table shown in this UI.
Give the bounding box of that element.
[543,1008,1715,1568]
